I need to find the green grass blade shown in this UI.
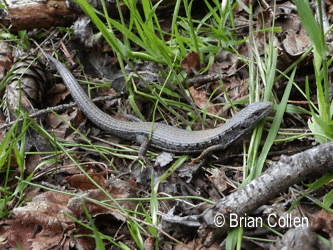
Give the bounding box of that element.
[226,227,243,250]
[323,188,333,208]
[252,67,295,179]
[82,201,105,250]
[127,216,144,250]
[293,0,328,59]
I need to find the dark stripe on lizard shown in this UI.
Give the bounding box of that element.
[46,54,271,159]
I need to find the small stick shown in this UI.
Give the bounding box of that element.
[197,141,333,246]
[0,94,121,130]
[162,141,333,247]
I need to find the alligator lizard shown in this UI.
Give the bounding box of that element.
[46,54,272,160]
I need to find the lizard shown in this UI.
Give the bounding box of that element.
[46,54,272,161]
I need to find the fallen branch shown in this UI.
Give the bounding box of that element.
[197,141,333,246]
[0,93,121,130]
[162,141,333,246]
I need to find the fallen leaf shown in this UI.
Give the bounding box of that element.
[189,86,218,115]
[180,52,200,74]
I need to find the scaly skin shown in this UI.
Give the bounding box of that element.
[46,54,271,156]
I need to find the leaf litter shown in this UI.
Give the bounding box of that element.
[0,1,333,249]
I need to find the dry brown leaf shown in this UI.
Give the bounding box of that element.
[189,85,218,115]
[67,190,110,216]
[0,199,77,250]
[0,219,36,249]
[66,178,138,216]
[24,153,44,176]
[311,209,333,236]
[143,236,155,250]
[32,191,72,206]
[68,227,96,249]
[283,33,311,57]
[173,238,220,250]
[69,109,86,130]
[275,227,319,250]
[30,233,64,250]
[0,42,13,80]
[46,112,72,129]
[180,52,200,74]
[13,201,75,232]
[206,168,228,194]
[65,172,106,190]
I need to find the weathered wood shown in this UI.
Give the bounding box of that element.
[1,0,79,31]
[162,141,333,246]
[197,141,333,246]
[0,0,181,31]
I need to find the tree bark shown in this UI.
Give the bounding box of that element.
[1,0,79,31]
[197,141,333,247]
[0,0,180,31]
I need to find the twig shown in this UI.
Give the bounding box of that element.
[162,141,333,246]
[0,93,121,130]
[197,141,333,246]
[166,82,205,128]
[187,74,223,87]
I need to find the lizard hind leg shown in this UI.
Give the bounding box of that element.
[128,134,150,170]
[136,134,150,159]
[191,144,227,164]
[127,134,150,168]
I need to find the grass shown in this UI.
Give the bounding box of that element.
[0,0,333,249]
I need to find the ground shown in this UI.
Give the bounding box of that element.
[0,0,333,249]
